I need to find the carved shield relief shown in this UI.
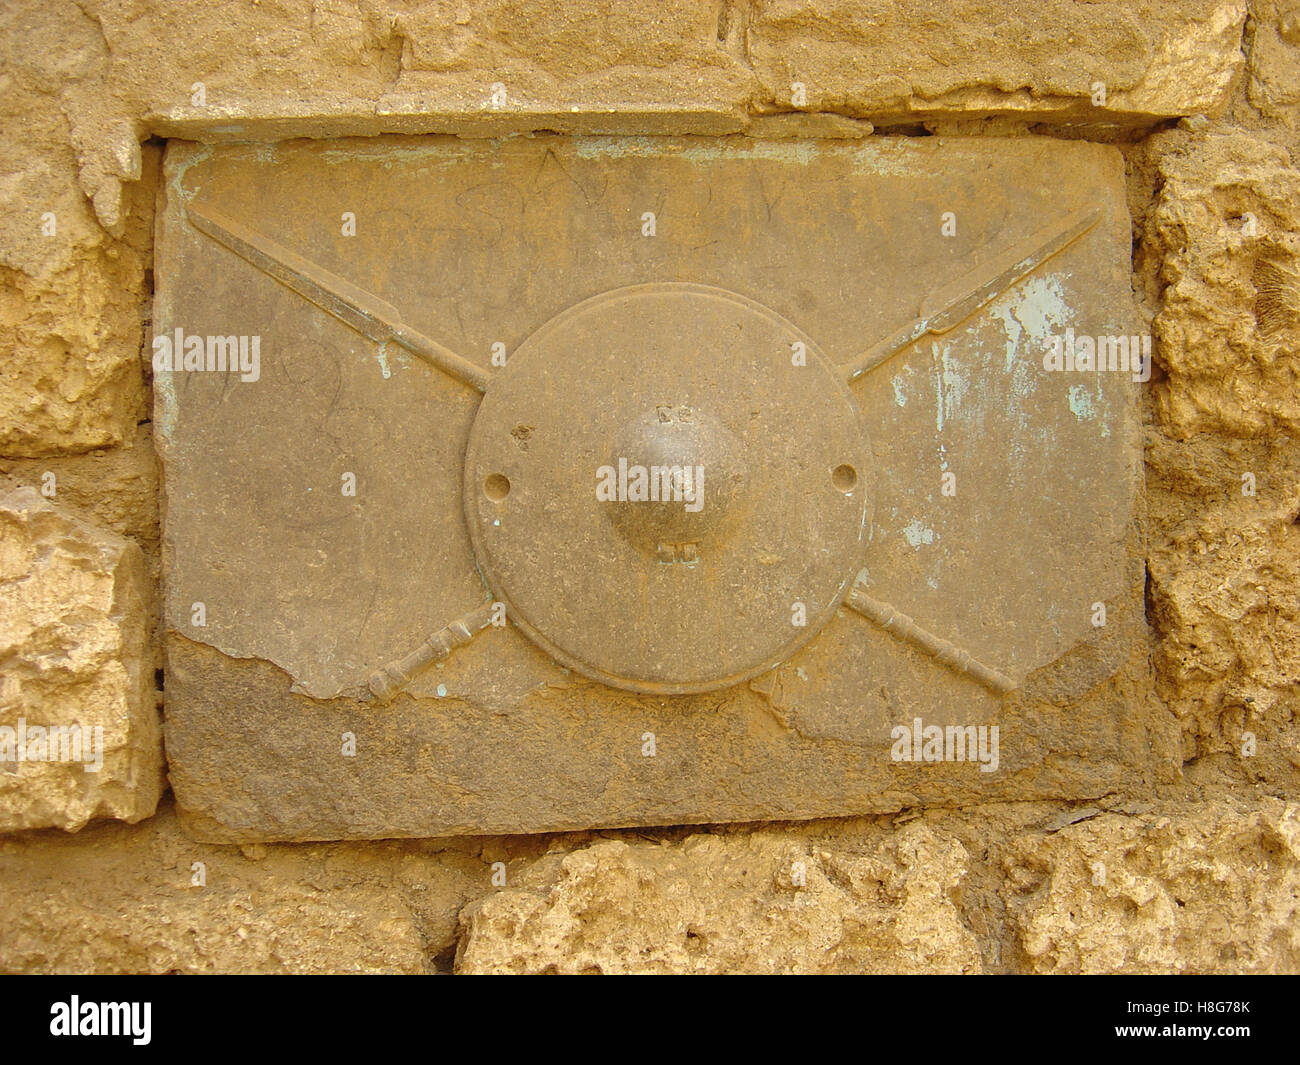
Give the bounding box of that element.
[155,136,1165,841]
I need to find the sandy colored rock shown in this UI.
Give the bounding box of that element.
[0,422,160,568]
[1138,121,1300,795]
[52,0,754,143]
[376,0,753,128]
[0,5,158,457]
[1145,129,1300,437]
[48,0,1246,142]
[0,487,161,832]
[749,0,1246,123]
[1246,0,1300,131]
[3,792,1297,975]
[0,227,151,457]
[1001,798,1300,973]
[0,799,492,974]
[456,825,981,974]
[1146,431,1300,783]
[0,424,164,679]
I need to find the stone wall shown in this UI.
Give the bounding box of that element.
[0,0,1297,973]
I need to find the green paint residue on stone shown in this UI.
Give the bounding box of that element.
[988,274,1072,375]
[1069,385,1096,420]
[892,375,907,407]
[902,519,936,548]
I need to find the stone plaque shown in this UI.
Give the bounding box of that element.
[155,135,1166,842]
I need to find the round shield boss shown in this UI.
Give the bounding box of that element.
[464,282,872,694]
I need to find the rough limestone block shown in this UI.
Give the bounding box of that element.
[1001,798,1300,973]
[0,795,1294,974]
[79,0,756,139]
[0,245,150,458]
[1139,128,1300,788]
[749,0,1246,123]
[1145,432,1300,780]
[1246,0,1300,125]
[0,7,152,456]
[0,487,161,832]
[456,826,982,974]
[1146,129,1300,437]
[0,800,490,974]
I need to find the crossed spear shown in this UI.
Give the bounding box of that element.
[187,200,1098,701]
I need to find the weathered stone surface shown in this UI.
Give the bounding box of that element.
[1246,0,1300,131]
[1145,431,1300,783]
[156,135,1162,842]
[457,825,982,974]
[9,0,1246,148]
[0,147,152,456]
[0,6,155,457]
[0,422,160,570]
[0,487,161,832]
[0,424,163,678]
[1145,129,1300,437]
[1131,115,1300,797]
[749,0,1247,123]
[2,793,1295,974]
[59,0,755,143]
[369,0,755,134]
[1001,798,1300,973]
[0,799,492,973]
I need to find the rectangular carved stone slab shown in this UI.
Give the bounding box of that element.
[155,134,1175,841]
